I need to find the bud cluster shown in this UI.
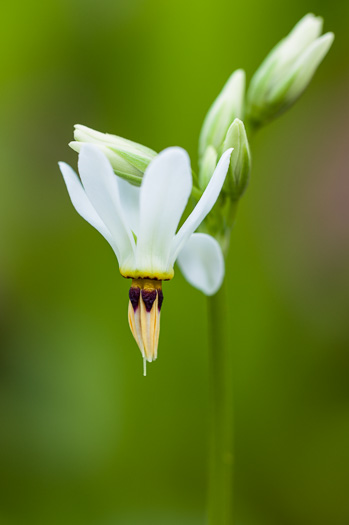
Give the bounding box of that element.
[196,13,332,253]
[246,14,334,127]
[198,70,251,202]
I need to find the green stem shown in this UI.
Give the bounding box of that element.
[207,279,234,524]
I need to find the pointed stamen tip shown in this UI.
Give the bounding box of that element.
[129,285,141,311]
[141,288,157,312]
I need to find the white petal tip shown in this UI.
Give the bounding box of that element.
[322,32,335,44]
[226,69,246,88]
[58,161,74,178]
[69,141,81,152]
[221,147,234,164]
[234,69,246,80]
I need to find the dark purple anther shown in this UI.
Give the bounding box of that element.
[141,289,157,312]
[157,290,164,311]
[129,286,140,311]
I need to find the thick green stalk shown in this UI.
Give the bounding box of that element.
[207,279,234,524]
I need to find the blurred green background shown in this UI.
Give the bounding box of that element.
[0,0,348,524]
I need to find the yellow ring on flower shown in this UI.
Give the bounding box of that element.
[120,268,174,281]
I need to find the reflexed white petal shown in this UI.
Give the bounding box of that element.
[177,233,224,296]
[136,147,192,273]
[118,178,140,235]
[78,144,135,264]
[58,162,118,255]
[170,148,232,263]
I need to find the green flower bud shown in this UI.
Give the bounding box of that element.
[222,119,251,199]
[199,69,245,162]
[199,146,218,191]
[69,124,157,185]
[246,14,334,127]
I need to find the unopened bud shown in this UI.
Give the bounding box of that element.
[246,14,334,127]
[199,69,245,162]
[199,146,218,191]
[69,124,157,185]
[222,119,251,199]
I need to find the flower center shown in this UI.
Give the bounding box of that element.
[129,279,164,311]
[127,279,164,374]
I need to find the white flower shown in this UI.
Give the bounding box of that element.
[59,145,232,373]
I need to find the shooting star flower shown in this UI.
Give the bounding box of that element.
[59,145,232,373]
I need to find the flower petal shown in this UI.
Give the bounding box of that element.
[58,161,118,254]
[177,233,224,296]
[170,148,232,263]
[117,178,140,236]
[78,144,135,265]
[136,147,192,274]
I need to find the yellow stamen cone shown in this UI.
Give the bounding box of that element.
[128,279,163,374]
